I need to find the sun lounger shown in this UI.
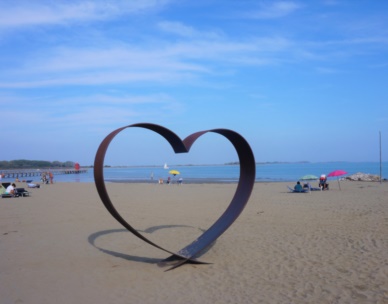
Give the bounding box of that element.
[309,185,321,191]
[28,183,40,188]
[15,188,30,197]
[303,183,321,191]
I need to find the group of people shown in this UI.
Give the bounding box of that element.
[1,171,54,197]
[294,174,329,192]
[41,172,54,184]
[158,176,183,185]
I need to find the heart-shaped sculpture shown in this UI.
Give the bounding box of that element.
[94,123,255,270]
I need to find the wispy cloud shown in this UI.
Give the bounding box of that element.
[158,21,222,39]
[309,36,388,47]
[0,0,171,28]
[0,34,293,88]
[27,47,208,72]
[248,1,301,19]
[54,93,177,106]
[158,21,202,38]
[0,91,184,136]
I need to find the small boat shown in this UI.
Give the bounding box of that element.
[164,163,169,169]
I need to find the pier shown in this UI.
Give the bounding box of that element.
[1,168,88,179]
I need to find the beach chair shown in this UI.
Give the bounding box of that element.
[287,186,308,193]
[1,193,14,198]
[15,188,30,197]
[302,183,321,191]
[1,191,18,198]
[307,184,321,191]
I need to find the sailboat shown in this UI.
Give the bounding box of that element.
[164,163,169,169]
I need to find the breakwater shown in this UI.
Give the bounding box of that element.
[1,168,87,179]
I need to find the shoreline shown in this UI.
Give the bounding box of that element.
[2,162,386,184]
[3,177,387,186]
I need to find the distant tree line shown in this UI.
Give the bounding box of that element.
[0,159,76,169]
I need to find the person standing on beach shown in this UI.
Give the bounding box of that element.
[41,173,47,184]
[49,171,54,184]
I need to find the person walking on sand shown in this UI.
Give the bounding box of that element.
[49,171,54,184]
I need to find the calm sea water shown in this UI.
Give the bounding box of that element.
[26,162,386,183]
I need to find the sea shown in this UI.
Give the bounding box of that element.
[22,162,386,183]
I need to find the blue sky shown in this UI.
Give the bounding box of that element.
[1,0,387,166]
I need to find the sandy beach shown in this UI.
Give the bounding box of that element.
[1,180,387,303]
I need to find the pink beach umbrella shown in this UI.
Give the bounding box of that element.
[327,170,348,190]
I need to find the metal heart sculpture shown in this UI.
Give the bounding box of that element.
[94,123,255,270]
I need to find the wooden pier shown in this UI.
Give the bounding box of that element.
[1,168,88,179]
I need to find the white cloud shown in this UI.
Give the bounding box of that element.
[0,91,184,137]
[157,21,222,39]
[0,70,197,88]
[25,47,207,72]
[54,93,176,106]
[158,21,199,37]
[0,0,171,28]
[249,1,301,19]
[0,35,293,88]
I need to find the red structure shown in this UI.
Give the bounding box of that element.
[74,163,80,170]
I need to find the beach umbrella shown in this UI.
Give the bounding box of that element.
[300,174,318,181]
[327,170,347,190]
[168,170,180,176]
